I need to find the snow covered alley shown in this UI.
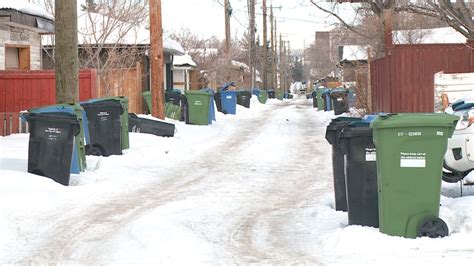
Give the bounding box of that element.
[1,97,474,265]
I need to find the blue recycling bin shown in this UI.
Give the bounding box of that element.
[323,89,332,111]
[200,88,216,123]
[220,90,237,115]
[26,104,89,174]
[252,89,260,97]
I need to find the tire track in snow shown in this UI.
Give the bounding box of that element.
[225,100,330,264]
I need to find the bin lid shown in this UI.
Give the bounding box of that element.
[340,122,373,138]
[326,117,363,131]
[330,88,348,94]
[452,100,474,111]
[185,90,212,96]
[371,113,459,129]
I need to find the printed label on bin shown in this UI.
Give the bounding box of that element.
[194,100,203,106]
[365,148,376,161]
[226,96,233,99]
[397,131,422,137]
[98,111,110,122]
[437,131,444,136]
[400,152,426,168]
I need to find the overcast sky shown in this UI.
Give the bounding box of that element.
[162,0,356,50]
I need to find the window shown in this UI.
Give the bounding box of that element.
[5,45,30,70]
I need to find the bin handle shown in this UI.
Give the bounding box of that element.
[378,113,397,119]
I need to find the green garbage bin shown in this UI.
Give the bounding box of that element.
[58,103,87,171]
[258,91,268,104]
[371,113,458,238]
[165,102,181,120]
[97,96,129,150]
[276,91,284,100]
[143,91,152,113]
[184,90,211,125]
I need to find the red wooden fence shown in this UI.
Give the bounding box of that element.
[1,112,20,136]
[370,43,474,113]
[0,69,97,113]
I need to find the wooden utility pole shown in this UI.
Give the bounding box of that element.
[279,34,283,92]
[225,0,231,55]
[55,0,78,103]
[249,0,256,88]
[286,41,291,90]
[262,0,268,90]
[367,47,372,113]
[270,6,274,90]
[273,18,277,92]
[149,0,165,118]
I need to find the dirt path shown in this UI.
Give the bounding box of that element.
[19,99,333,264]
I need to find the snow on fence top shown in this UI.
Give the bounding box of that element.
[0,0,53,21]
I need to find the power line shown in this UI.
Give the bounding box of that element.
[216,0,249,29]
[233,9,328,25]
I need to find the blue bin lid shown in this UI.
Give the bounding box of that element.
[221,82,235,91]
[452,100,474,111]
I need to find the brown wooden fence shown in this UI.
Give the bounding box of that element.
[98,63,144,113]
[370,43,474,113]
[0,69,97,113]
[1,112,20,136]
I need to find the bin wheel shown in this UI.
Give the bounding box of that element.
[442,169,466,183]
[417,217,449,238]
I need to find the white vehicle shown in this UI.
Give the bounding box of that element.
[443,102,474,183]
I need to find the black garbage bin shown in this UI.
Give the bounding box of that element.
[267,90,276,99]
[165,92,182,106]
[325,117,362,211]
[128,113,176,137]
[81,100,123,156]
[237,91,252,108]
[339,122,379,227]
[181,94,190,124]
[26,113,80,186]
[214,92,224,113]
[330,90,349,115]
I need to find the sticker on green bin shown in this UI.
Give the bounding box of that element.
[194,101,203,106]
[400,152,426,168]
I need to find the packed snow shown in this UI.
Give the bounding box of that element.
[1,96,474,264]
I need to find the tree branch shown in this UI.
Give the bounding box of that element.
[310,0,369,38]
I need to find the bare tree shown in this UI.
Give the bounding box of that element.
[39,0,150,96]
[407,1,474,40]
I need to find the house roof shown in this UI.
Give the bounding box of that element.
[231,60,262,83]
[173,54,197,68]
[393,27,467,44]
[0,0,54,34]
[340,45,368,62]
[0,0,53,20]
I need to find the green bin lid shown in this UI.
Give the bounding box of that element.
[370,113,459,129]
[185,90,212,96]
